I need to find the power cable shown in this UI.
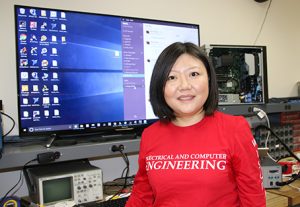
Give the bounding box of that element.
[253,0,273,45]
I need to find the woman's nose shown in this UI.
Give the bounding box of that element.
[178,75,191,90]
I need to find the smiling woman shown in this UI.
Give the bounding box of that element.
[125,42,266,207]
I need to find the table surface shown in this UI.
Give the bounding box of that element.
[267,179,300,207]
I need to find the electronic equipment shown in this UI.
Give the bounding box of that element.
[0,196,21,207]
[74,196,129,207]
[14,5,200,138]
[201,44,268,105]
[23,160,103,207]
[260,156,282,189]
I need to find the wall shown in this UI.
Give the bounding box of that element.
[0,0,300,197]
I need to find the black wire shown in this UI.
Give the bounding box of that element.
[0,111,16,137]
[0,158,37,206]
[255,125,300,162]
[120,151,130,187]
[253,0,273,45]
[255,124,300,186]
[276,174,299,186]
[108,150,130,200]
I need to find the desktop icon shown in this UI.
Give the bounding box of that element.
[41,10,47,17]
[50,11,57,18]
[41,48,47,54]
[53,97,59,104]
[51,23,57,30]
[21,72,28,80]
[42,85,49,92]
[41,22,47,30]
[21,85,29,92]
[29,9,37,16]
[115,51,120,57]
[41,60,48,67]
[52,48,57,55]
[32,85,39,92]
[61,24,66,30]
[52,72,58,79]
[43,97,50,105]
[20,59,28,67]
[31,47,38,55]
[31,59,38,66]
[44,110,50,117]
[31,72,38,79]
[23,111,29,118]
[42,73,49,80]
[53,85,58,92]
[30,21,37,29]
[19,20,26,28]
[52,60,58,67]
[20,47,27,56]
[19,33,27,41]
[19,8,25,15]
[33,97,39,104]
[33,110,40,118]
[40,35,47,41]
[61,12,66,18]
[30,34,38,42]
[54,109,60,116]
[22,98,28,105]
[52,35,57,42]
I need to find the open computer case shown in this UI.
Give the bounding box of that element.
[202,44,268,105]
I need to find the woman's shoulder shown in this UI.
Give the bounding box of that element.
[212,111,249,128]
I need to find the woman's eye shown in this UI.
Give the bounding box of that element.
[190,71,200,77]
[167,75,176,80]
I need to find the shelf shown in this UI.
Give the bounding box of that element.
[0,137,141,172]
[218,102,300,115]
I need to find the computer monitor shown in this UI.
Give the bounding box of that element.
[14,5,200,138]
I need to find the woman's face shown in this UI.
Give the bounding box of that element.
[164,53,209,122]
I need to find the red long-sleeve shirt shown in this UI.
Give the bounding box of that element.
[126,111,266,207]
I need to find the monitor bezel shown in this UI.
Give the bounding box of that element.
[14,5,200,138]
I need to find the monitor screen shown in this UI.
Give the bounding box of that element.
[43,177,73,204]
[14,5,200,137]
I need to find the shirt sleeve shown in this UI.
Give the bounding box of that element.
[231,116,266,207]
[125,132,154,207]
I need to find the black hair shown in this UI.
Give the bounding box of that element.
[149,42,218,122]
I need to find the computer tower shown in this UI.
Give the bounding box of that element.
[201,44,268,105]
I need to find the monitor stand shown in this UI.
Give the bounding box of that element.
[45,134,77,148]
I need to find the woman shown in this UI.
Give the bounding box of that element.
[125,42,265,207]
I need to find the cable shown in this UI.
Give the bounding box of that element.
[0,158,37,206]
[276,173,300,187]
[109,146,130,200]
[255,124,300,186]
[255,125,300,163]
[0,111,16,137]
[253,0,273,45]
[252,107,276,162]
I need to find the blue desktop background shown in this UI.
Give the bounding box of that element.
[17,8,125,131]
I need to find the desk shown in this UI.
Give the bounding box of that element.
[267,180,300,207]
[266,192,288,207]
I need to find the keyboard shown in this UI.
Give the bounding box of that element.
[75,197,129,207]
